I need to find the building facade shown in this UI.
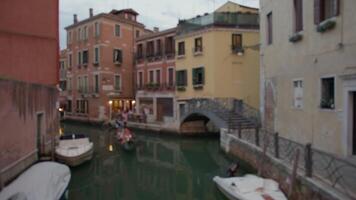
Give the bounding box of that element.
[63,8,146,123]
[0,0,59,186]
[134,28,177,127]
[175,2,260,119]
[260,0,356,156]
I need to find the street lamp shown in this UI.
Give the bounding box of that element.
[108,100,113,121]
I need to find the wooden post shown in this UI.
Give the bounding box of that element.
[305,143,313,177]
[51,135,55,161]
[238,125,241,138]
[255,127,260,147]
[288,149,300,198]
[274,132,279,158]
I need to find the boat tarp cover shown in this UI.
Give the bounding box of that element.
[0,162,71,200]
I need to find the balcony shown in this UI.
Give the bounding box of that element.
[136,83,175,92]
[193,47,203,56]
[177,12,259,35]
[231,45,244,55]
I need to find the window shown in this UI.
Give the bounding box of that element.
[77,100,89,114]
[149,70,154,83]
[83,26,88,40]
[314,0,340,24]
[194,37,203,52]
[82,50,88,65]
[115,24,121,37]
[94,47,99,64]
[67,31,72,44]
[114,75,121,91]
[137,44,143,58]
[267,12,273,45]
[192,67,205,86]
[83,76,88,93]
[94,22,100,37]
[67,77,72,91]
[77,76,82,92]
[113,49,122,64]
[156,39,162,56]
[66,100,72,112]
[156,69,161,84]
[146,41,154,57]
[165,36,174,54]
[138,71,143,88]
[77,28,81,41]
[178,42,185,56]
[136,30,140,38]
[176,70,187,87]
[294,0,303,32]
[94,74,99,93]
[293,80,303,109]
[68,54,72,68]
[321,77,335,109]
[232,34,242,51]
[77,51,82,66]
[168,68,174,86]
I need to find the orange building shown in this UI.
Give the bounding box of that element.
[134,28,177,125]
[62,8,147,122]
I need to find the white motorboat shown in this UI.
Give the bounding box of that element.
[0,162,71,200]
[213,174,288,200]
[55,134,94,167]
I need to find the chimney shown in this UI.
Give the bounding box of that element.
[153,27,159,32]
[73,14,78,24]
[89,8,93,18]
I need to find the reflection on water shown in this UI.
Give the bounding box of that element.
[62,123,251,200]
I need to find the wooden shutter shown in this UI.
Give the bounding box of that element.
[314,0,321,24]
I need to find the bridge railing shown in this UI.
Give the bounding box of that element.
[181,98,261,129]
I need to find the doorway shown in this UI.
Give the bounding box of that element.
[36,113,43,157]
[353,92,356,155]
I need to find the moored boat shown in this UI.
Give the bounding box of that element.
[213,174,288,200]
[0,162,71,200]
[55,134,94,167]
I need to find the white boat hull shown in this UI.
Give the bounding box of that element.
[213,175,288,200]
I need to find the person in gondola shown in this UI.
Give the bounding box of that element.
[120,122,133,144]
[227,161,240,177]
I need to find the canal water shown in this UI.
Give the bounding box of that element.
[62,122,252,200]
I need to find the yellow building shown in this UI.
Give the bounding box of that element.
[175,2,260,115]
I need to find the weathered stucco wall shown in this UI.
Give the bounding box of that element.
[260,0,356,156]
[0,79,59,185]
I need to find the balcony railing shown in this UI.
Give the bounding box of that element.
[136,83,175,91]
[135,51,175,63]
[177,12,259,35]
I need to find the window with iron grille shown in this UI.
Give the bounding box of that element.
[320,77,335,109]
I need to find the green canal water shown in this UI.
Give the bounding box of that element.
[62,122,252,200]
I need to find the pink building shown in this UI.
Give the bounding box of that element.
[62,8,147,123]
[0,0,59,187]
[134,28,177,126]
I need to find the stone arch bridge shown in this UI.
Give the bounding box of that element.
[179,98,260,133]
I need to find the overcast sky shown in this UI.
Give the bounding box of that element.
[59,0,259,49]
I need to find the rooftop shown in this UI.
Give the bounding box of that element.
[177,12,259,35]
[136,27,177,42]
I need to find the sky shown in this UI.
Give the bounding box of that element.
[59,0,259,49]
